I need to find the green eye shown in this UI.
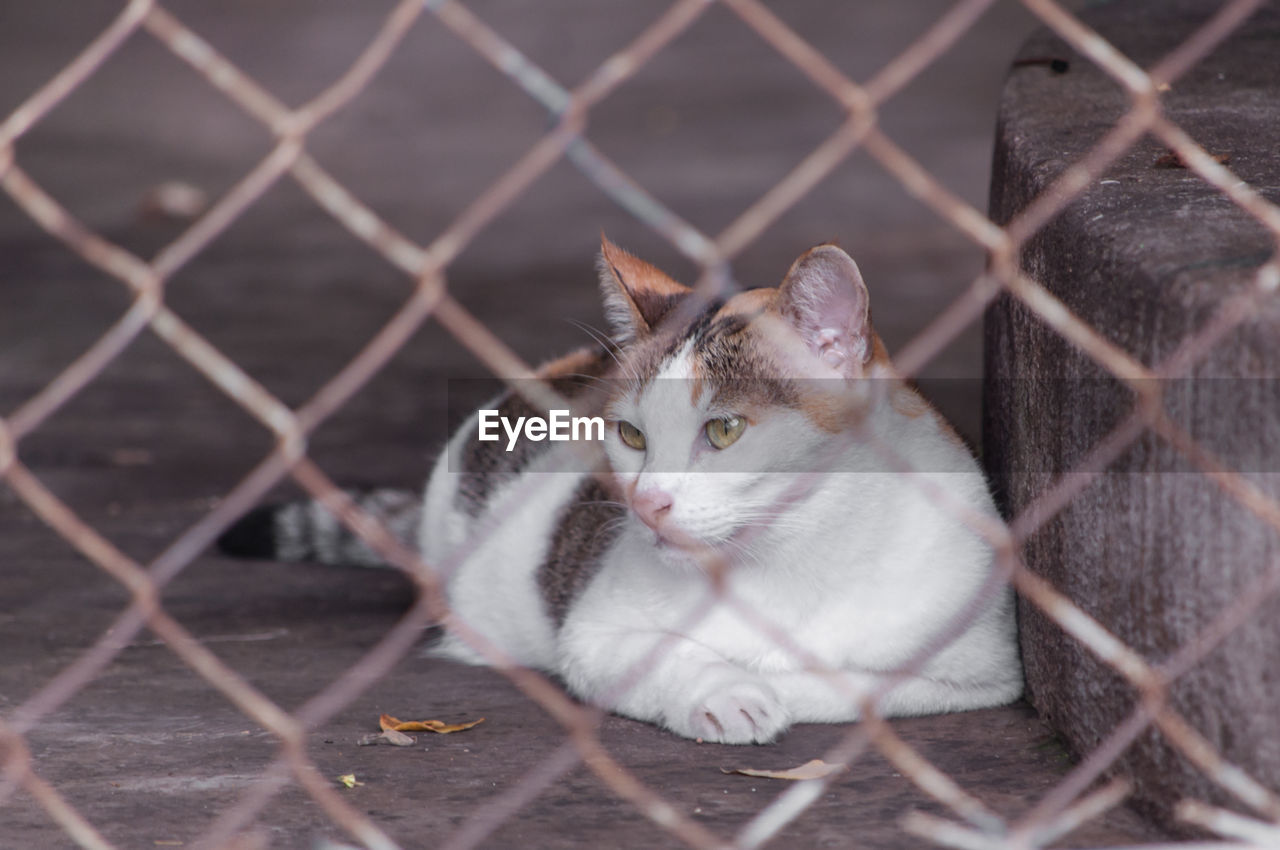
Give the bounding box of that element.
[705,415,746,449]
[618,420,646,450]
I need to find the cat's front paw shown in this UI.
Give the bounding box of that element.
[681,678,790,745]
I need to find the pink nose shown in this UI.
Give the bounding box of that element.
[632,488,673,531]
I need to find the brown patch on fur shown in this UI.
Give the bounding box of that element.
[692,309,800,414]
[600,237,692,335]
[612,295,737,405]
[601,239,689,299]
[714,288,773,321]
[866,333,893,370]
[538,476,624,626]
[890,383,931,419]
[798,390,857,434]
[799,379,934,436]
[788,331,895,434]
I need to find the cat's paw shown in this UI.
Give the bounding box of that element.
[682,678,790,745]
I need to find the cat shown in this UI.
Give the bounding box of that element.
[219,237,1023,744]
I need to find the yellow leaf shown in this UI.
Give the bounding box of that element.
[337,773,363,789]
[379,714,485,734]
[721,759,844,781]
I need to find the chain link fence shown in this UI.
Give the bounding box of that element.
[2,0,1278,848]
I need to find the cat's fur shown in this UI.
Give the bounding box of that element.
[220,238,1022,744]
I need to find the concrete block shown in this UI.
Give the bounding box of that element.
[985,0,1280,829]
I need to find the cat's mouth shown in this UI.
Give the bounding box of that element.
[648,522,743,557]
[649,527,689,551]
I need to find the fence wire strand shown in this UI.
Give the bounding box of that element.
[3,0,1279,848]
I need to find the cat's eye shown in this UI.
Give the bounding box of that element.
[705,415,746,450]
[617,420,647,450]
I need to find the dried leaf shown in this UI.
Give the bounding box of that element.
[1153,150,1231,169]
[379,714,485,734]
[396,718,485,734]
[337,773,363,789]
[721,759,845,781]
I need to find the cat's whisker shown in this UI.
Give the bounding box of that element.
[574,500,628,511]
[568,318,642,384]
[587,516,631,550]
[567,318,617,353]
[561,373,618,403]
[715,537,771,572]
[729,511,816,535]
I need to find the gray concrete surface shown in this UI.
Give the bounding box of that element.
[2,1,1167,847]
[986,0,1280,831]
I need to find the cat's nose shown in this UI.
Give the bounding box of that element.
[632,488,674,531]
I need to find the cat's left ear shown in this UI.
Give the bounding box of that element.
[774,244,871,377]
[598,236,691,345]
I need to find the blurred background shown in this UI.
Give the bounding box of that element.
[1,0,1044,502]
[7,5,1175,849]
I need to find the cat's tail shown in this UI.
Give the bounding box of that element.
[216,488,421,568]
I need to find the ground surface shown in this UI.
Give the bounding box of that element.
[1,2,1167,848]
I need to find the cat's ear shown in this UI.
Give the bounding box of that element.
[598,236,691,345]
[774,244,871,377]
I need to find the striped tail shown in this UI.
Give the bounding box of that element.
[216,488,421,568]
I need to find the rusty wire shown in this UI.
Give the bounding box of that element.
[2,0,1280,848]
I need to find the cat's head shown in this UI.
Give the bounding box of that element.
[596,237,891,558]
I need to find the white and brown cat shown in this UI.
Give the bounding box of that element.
[220,238,1023,744]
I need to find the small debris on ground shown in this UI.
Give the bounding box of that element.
[139,180,209,221]
[337,773,363,789]
[357,728,416,747]
[1011,56,1070,74]
[1153,149,1231,169]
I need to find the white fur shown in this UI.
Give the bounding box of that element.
[421,412,582,669]
[424,348,1022,744]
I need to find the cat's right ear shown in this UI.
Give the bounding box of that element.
[598,236,690,345]
[774,244,872,378]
